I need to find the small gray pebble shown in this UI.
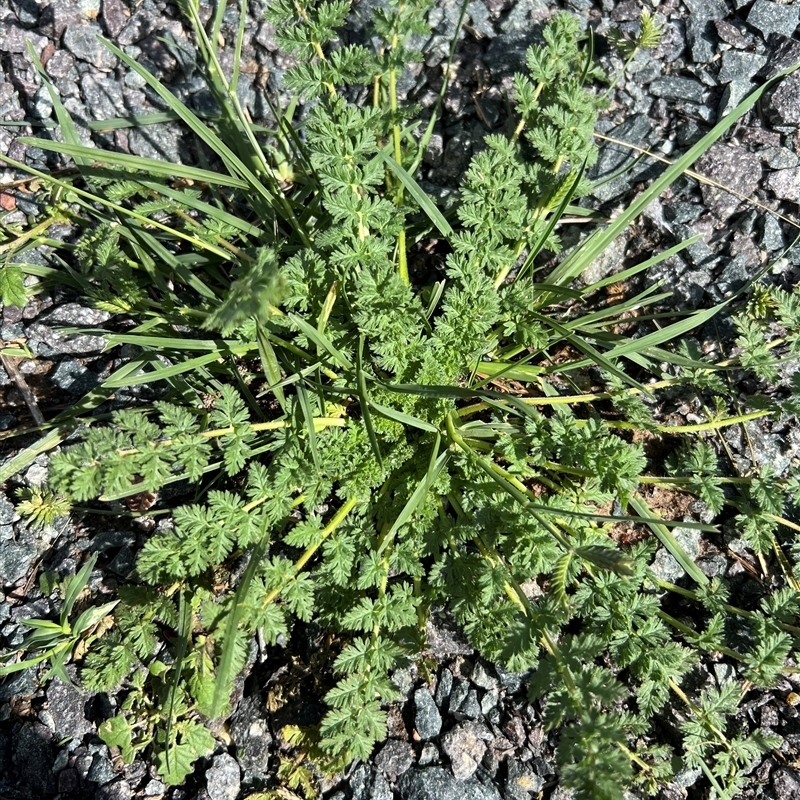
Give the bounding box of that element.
[414,687,442,739]
[435,668,453,709]
[399,766,502,800]
[375,739,413,779]
[87,753,117,785]
[470,662,498,691]
[747,0,800,41]
[418,742,439,766]
[440,721,491,781]
[649,76,706,104]
[448,678,470,715]
[459,689,482,721]
[63,23,118,70]
[0,539,37,585]
[206,753,240,800]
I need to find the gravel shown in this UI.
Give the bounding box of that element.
[414,686,443,739]
[63,23,120,70]
[205,753,240,800]
[746,0,800,41]
[374,738,414,780]
[695,142,763,218]
[228,695,272,781]
[440,720,492,779]
[399,766,503,800]
[12,721,57,796]
[44,678,94,741]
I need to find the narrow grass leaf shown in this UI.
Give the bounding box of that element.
[0,428,73,486]
[473,361,544,383]
[87,111,196,131]
[136,180,264,236]
[98,37,275,206]
[357,337,383,470]
[256,324,287,412]
[368,401,439,433]
[377,150,454,239]
[384,444,449,543]
[583,236,701,293]
[26,44,89,166]
[566,286,673,330]
[551,65,799,286]
[289,314,353,371]
[601,301,727,359]
[518,163,587,280]
[0,154,234,264]
[164,589,191,775]
[628,493,709,586]
[18,139,249,189]
[212,533,270,718]
[296,382,320,470]
[62,553,98,617]
[102,352,223,388]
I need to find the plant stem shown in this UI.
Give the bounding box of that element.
[657,610,743,661]
[446,413,573,552]
[449,488,577,694]
[653,577,800,638]
[260,496,359,609]
[115,417,346,459]
[0,214,66,254]
[668,678,730,745]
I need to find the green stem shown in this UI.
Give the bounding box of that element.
[657,610,743,661]
[669,678,730,745]
[616,742,658,776]
[510,79,545,145]
[445,413,572,552]
[629,410,771,434]
[629,494,709,587]
[115,416,346,459]
[371,522,394,641]
[601,49,639,101]
[493,239,526,289]
[260,496,359,609]
[639,475,753,487]
[0,214,66,254]
[653,577,800,637]
[387,11,409,286]
[448,489,576,694]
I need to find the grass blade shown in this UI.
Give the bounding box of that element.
[582,235,702,293]
[97,37,276,207]
[25,43,89,166]
[377,150,454,239]
[17,139,249,189]
[164,588,191,775]
[550,64,800,287]
[357,337,383,469]
[211,533,270,718]
[629,493,709,586]
[0,153,235,263]
[136,180,264,237]
[256,324,287,412]
[368,400,439,433]
[296,381,321,470]
[288,314,353,371]
[62,553,98,618]
[383,443,449,543]
[102,352,224,388]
